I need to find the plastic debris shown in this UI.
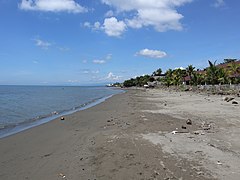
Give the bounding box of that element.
[186,119,192,125]
[59,173,66,178]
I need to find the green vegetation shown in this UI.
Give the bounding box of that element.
[123,59,240,87]
[123,75,151,87]
[152,68,162,76]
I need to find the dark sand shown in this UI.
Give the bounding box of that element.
[1,89,239,180]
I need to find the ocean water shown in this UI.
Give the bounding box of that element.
[0,85,123,138]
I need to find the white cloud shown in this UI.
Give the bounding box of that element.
[106,53,112,60]
[136,48,167,59]
[93,59,106,64]
[213,0,225,8]
[103,17,127,37]
[84,17,126,37]
[33,60,39,64]
[93,21,101,30]
[106,72,122,80]
[19,0,87,13]
[105,10,114,17]
[83,70,90,74]
[34,38,51,49]
[58,47,70,51]
[82,69,100,74]
[83,21,101,31]
[174,67,185,70]
[101,0,192,32]
[68,79,80,83]
[92,70,100,74]
[83,22,91,28]
[92,53,112,64]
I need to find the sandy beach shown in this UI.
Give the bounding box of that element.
[0,89,240,180]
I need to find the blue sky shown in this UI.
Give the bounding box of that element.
[0,0,239,85]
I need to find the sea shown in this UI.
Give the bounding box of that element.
[0,85,124,138]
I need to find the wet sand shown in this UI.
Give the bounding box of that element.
[0,89,239,180]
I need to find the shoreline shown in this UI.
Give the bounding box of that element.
[0,89,125,139]
[0,88,239,179]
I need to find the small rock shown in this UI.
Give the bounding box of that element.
[186,119,192,125]
[196,171,204,175]
[53,111,58,115]
[203,127,211,130]
[182,125,187,129]
[60,116,65,120]
[224,97,234,102]
[223,97,229,101]
[194,130,205,135]
[232,101,238,105]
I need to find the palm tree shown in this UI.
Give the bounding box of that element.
[218,68,229,85]
[227,61,240,84]
[186,65,195,85]
[164,69,173,87]
[152,68,162,76]
[206,60,219,85]
[172,68,184,86]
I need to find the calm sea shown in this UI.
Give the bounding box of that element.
[0,85,123,138]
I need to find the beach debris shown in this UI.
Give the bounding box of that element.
[171,130,189,134]
[201,122,212,130]
[196,171,204,175]
[154,170,160,175]
[125,153,135,159]
[186,119,192,125]
[208,143,216,148]
[223,97,235,102]
[59,173,66,178]
[60,116,65,120]
[42,153,52,158]
[232,101,238,105]
[52,111,58,115]
[194,130,205,135]
[217,161,222,165]
[223,97,228,101]
[181,125,187,129]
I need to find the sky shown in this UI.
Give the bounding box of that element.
[0,0,240,85]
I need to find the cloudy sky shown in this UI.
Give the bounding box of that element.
[0,0,239,85]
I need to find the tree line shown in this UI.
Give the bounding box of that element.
[123,59,240,87]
